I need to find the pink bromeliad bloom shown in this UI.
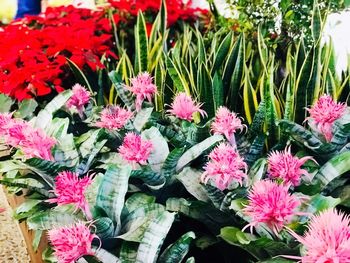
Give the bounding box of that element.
[243,180,300,235]
[19,127,56,160]
[118,132,153,165]
[126,72,157,111]
[95,105,133,130]
[0,113,13,137]
[211,106,245,144]
[48,171,93,219]
[201,143,247,190]
[66,84,91,116]
[306,95,347,142]
[288,209,350,263]
[267,147,314,187]
[167,92,207,121]
[48,222,96,263]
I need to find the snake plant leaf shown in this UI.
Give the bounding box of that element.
[34,90,72,130]
[176,135,224,172]
[176,167,210,202]
[158,231,196,263]
[131,167,166,188]
[134,11,148,74]
[27,211,80,230]
[315,151,350,188]
[161,147,186,180]
[96,164,131,233]
[134,211,175,263]
[108,70,135,110]
[211,32,232,75]
[142,127,169,172]
[94,217,115,239]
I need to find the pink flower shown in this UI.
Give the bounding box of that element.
[167,92,207,121]
[243,180,300,235]
[306,95,346,142]
[211,106,245,144]
[5,120,28,146]
[118,132,153,166]
[126,72,157,111]
[66,84,91,116]
[267,147,314,187]
[48,222,96,263]
[18,127,56,160]
[95,105,133,130]
[48,171,92,219]
[201,143,247,190]
[288,209,350,263]
[0,113,13,137]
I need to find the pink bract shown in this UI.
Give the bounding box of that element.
[306,95,346,142]
[66,84,91,115]
[118,132,153,165]
[243,180,300,235]
[211,106,244,143]
[48,171,93,219]
[167,92,207,121]
[267,146,314,187]
[201,143,247,190]
[48,222,96,263]
[95,105,133,130]
[288,209,350,263]
[125,72,157,111]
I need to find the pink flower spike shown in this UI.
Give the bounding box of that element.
[48,222,96,263]
[118,132,153,166]
[48,171,93,219]
[201,143,247,190]
[126,72,157,111]
[287,209,350,263]
[306,95,346,142]
[267,146,314,187]
[211,106,245,144]
[243,180,300,235]
[95,105,133,130]
[167,92,207,121]
[66,84,91,116]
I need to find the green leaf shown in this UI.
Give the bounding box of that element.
[176,135,223,172]
[123,193,156,216]
[212,72,224,110]
[158,231,196,263]
[32,230,43,252]
[212,32,232,74]
[176,167,209,202]
[131,167,165,189]
[134,107,154,132]
[161,147,186,180]
[25,158,67,176]
[316,151,350,188]
[185,257,195,263]
[311,1,322,43]
[76,139,107,175]
[92,247,121,263]
[95,217,115,239]
[166,57,189,94]
[27,211,80,230]
[135,211,175,263]
[306,194,341,213]
[15,99,38,119]
[108,71,135,110]
[134,11,148,74]
[120,242,138,263]
[96,164,131,233]
[0,94,13,112]
[248,158,267,186]
[67,58,93,95]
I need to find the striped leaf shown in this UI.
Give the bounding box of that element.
[158,231,196,263]
[120,242,138,263]
[135,211,175,263]
[131,167,165,189]
[27,211,79,230]
[161,147,186,180]
[95,217,115,239]
[211,32,232,75]
[96,164,131,233]
[108,70,135,110]
[92,247,121,263]
[134,107,154,132]
[134,11,148,74]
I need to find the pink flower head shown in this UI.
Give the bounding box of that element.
[0,113,13,137]
[66,84,91,116]
[288,209,350,263]
[267,147,314,187]
[211,106,245,143]
[167,92,207,121]
[118,132,153,165]
[48,222,96,263]
[95,105,133,130]
[18,126,56,161]
[48,171,92,219]
[243,180,300,235]
[126,72,157,111]
[5,119,28,146]
[306,95,346,142]
[201,143,247,190]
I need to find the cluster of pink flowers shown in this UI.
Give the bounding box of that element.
[243,180,300,235]
[48,171,93,219]
[167,92,207,121]
[267,147,314,187]
[306,94,347,142]
[66,84,91,116]
[48,222,96,263]
[211,106,245,144]
[201,143,247,190]
[0,113,55,160]
[125,72,157,111]
[118,132,153,166]
[95,105,133,130]
[288,209,350,263]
